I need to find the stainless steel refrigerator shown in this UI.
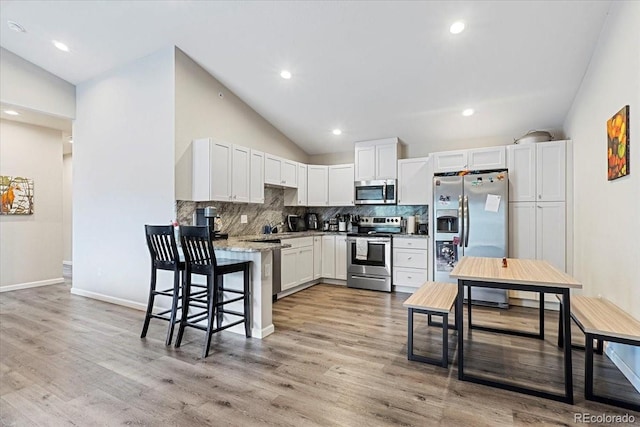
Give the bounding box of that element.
[433,170,509,307]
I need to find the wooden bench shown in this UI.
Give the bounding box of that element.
[403,282,458,368]
[557,295,640,411]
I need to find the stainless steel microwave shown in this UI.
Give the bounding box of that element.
[354,179,397,205]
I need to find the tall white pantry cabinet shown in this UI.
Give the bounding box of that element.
[507,140,573,303]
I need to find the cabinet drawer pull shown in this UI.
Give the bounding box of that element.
[407,257,413,260]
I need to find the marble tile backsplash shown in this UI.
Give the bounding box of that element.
[176,187,428,237]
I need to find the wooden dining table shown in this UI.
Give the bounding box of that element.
[450,256,582,404]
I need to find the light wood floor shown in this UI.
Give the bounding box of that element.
[1,282,638,426]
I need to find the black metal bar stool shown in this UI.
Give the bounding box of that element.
[140,225,184,346]
[175,225,252,358]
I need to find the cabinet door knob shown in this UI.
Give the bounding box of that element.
[538,195,542,199]
[407,276,412,279]
[408,257,413,260]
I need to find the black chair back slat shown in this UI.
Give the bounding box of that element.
[145,225,178,265]
[180,226,218,270]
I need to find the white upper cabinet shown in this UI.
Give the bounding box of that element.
[307,165,329,206]
[507,140,567,202]
[354,145,376,181]
[210,141,233,201]
[192,138,212,201]
[431,150,468,173]
[284,163,308,206]
[231,145,250,203]
[264,154,297,188]
[536,141,566,202]
[297,164,308,206]
[467,146,506,170]
[249,149,265,204]
[328,164,355,206]
[354,138,398,180]
[507,144,536,202]
[432,146,506,174]
[397,157,431,205]
[192,138,234,202]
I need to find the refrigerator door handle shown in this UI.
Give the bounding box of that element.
[464,195,470,247]
[458,195,464,247]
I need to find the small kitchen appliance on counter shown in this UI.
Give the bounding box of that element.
[305,213,319,230]
[287,215,306,232]
[193,207,228,240]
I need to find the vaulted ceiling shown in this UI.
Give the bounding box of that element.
[0,1,610,154]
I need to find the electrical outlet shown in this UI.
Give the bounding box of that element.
[241,215,248,224]
[264,263,271,278]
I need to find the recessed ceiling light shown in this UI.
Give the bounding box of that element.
[52,40,70,52]
[450,21,465,35]
[280,70,292,79]
[332,129,342,136]
[462,108,475,117]
[4,110,20,116]
[7,20,26,33]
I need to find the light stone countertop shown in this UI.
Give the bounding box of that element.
[213,231,429,252]
[393,233,430,239]
[213,231,347,253]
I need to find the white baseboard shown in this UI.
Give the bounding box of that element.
[62,261,72,266]
[254,324,274,339]
[277,281,318,299]
[70,287,147,311]
[0,278,65,293]
[606,344,640,393]
[394,285,417,294]
[321,279,347,286]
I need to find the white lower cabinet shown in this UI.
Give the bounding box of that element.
[335,235,347,280]
[321,235,336,278]
[280,237,314,291]
[313,236,322,280]
[393,237,428,291]
[280,234,348,295]
[508,201,566,302]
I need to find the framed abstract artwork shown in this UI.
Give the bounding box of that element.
[607,105,630,181]
[0,176,34,215]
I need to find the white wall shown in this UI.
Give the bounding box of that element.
[0,119,64,290]
[72,47,176,307]
[0,47,76,119]
[563,1,640,388]
[62,153,72,263]
[174,48,309,199]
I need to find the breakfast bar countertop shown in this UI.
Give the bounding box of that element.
[213,237,292,253]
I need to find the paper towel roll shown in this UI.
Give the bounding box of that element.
[407,216,416,234]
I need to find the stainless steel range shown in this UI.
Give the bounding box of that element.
[346,216,402,292]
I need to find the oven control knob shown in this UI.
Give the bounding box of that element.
[395,219,399,222]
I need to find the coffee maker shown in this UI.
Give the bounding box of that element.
[305,213,319,230]
[193,207,228,240]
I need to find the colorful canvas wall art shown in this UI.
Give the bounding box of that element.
[607,105,630,181]
[0,176,34,215]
